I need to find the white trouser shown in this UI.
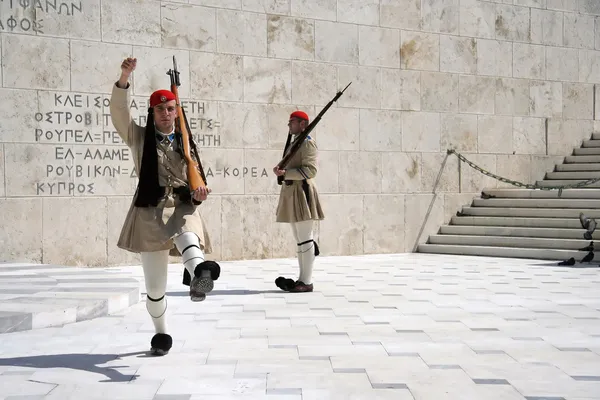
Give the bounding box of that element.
[172,232,207,279]
[141,250,169,334]
[291,220,315,285]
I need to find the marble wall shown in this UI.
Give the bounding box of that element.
[1,0,599,266]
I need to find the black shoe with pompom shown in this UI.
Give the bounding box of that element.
[150,333,172,356]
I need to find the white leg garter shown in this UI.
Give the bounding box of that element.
[141,250,169,334]
[292,220,316,285]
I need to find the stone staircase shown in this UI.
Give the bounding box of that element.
[418,133,600,263]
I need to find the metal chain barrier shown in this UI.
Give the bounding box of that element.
[447,149,600,196]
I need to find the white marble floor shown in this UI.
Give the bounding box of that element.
[0,253,599,400]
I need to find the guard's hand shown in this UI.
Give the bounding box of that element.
[120,57,137,77]
[192,186,211,201]
[273,166,285,177]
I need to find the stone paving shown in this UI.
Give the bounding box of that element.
[0,253,599,399]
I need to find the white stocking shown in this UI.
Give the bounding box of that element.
[173,232,210,279]
[292,220,315,285]
[141,250,169,334]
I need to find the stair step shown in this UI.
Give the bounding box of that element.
[428,234,592,250]
[440,225,600,240]
[481,188,600,199]
[556,163,600,171]
[593,132,600,140]
[472,198,600,209]
[451,216,585,229]
[546,171,600,179]
[535,180,600,188]
[582,139,600,148]
[417,244,595,263]
[565,155,600,163]
[461,207,600,219]
[573,147,600,155]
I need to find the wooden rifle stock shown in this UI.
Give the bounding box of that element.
[276,82,351,185]
[167,56,206,191]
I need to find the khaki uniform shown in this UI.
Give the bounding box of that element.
[110,83,212,256]
[276,136,325,223]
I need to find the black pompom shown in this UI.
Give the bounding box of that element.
[150,333,172,356]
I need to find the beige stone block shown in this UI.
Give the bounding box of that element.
[382,70,421,111]
[596,85,600,120]
[0,89,38,143]
[530,155,564,182]
[459,0,495,38]
[597,18,600,51]
[546,0,577,11]
[459,75,495,114]
[422,0,459,34]
[0,145,3,197]
[337,0,379,25]
[477,39,512,77]
[244,149,283,195]
[578,50,600,83]
[199,194,223,261]
[513,44,546,80]
[315,21,358,64]
[443,193,476,224]
[477,115,513,154]
[220,195,278,260]
[161,4,216,52]
[359,26,400,68]
[563,83,594,120]
[244,57,291,104]
[314,150,339,194]
[441,114,478,153]
[271,214,296,259]
[43,197,107,266]
[530,8,563,46]
[242,0,290,14]
[514,0,546,8]
[440,35,477,74]
[404,193,445,252]
[400,31,440,71]
[70,41,132,94]
[459,153,497,192]
[530,81,562,118]
[495,4,530,42]
[218,102,268,149]
[339,152,382,194]
[496,154,531,188]
[336,66,381,109]
[291,61,337,106]
[291,0,336,20]
[4,144,75,197]
[74,145,137,197]
[421,72,459,112]
[495,78,530,116]
[268,15,314,60]
[381,152,421,193]
[564,12,595,49]
[2,35,69,90]
[190,52,243,102]
[200,148,246,195]
[363,195,405,254]
[402,112,441,152]
[101,0,161,46]
[0,1,35,35]
[0,198,42,263]
[191,0,241,9]
[131,47,190,98]
[107,196,140,266]
[547,119,593,155]
[513,117,546,155]
[546,47,579,81]
[580,0,600,15]
[217,10,267,56]
[421,152,459,193]
[359,110,402,151]
[34,0,100,40]
[381,0,421,30]
[314,107,359,151]
[318,194,363,256]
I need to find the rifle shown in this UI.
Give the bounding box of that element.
[277,82,351,185]
[167,56,207,190]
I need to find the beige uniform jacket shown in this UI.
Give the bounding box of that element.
[276,135,325,223]
[110,83,212,256]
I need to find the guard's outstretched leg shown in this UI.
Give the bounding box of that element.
[141,250,172,356]
[174,232,221,302]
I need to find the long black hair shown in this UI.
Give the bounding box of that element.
[134,108,162,207]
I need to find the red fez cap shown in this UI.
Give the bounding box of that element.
[149,89,176,108]
[290,110,309,121]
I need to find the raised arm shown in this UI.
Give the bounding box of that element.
[110,57,137,148]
